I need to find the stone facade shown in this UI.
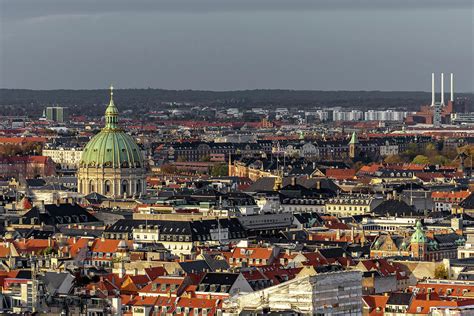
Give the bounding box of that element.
[78,167,145,198]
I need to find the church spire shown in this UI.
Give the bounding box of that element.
[349,131,359,144]
[104,85,119,130]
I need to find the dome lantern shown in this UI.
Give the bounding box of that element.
[105,85,120,130]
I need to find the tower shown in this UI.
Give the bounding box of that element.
[410,221,427,260]
[349,132,359,159]
[431,72,435,106]
[432,73,443,128]
[440,73,445,106]
[450,73,454,103]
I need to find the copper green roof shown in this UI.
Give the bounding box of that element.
[80,87,143,169]
[349,132,359,144]
[410,220,427,244]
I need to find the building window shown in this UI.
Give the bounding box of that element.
[122,180,128,196]
[105,180,112,194]
[136,180,141,193]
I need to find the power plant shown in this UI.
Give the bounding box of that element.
[406,72,461,127]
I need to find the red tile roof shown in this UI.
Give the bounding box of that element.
[13,239,56,254]
[415,281,474,298]
[431,191,471,200]
[230,247,276,263]
[362,295,389,316]
[90,239,132,254]
[326,168,356,180]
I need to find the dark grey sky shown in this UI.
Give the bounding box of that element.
[1,0,473,91]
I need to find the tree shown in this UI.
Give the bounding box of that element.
[457,145,474,168]
[176,156,187,162]
[211,163,228,177]
[434,265,448,279]
[412,155,430,165]
[424,143,437,155]
[402,143,419,161]
[200,155,211,162]
[160,164,177,174]
[384,155,405,164]
[432,155,449,166]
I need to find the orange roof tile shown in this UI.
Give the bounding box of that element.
[326,168,356,180]
[362,295,389,316]
[90,239,132,253]
[431,191,471,200]
[231,247,275,261]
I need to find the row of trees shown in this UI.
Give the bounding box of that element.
[0,142,43,158]
[384,143,463,166]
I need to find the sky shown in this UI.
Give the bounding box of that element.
[0,0,473,91]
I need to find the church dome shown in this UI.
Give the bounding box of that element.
[80,87,143,169]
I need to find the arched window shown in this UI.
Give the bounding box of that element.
[122,180,128,196]
[105,180,112,194]
[89,180,95,192]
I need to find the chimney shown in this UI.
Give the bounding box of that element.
[450,73,454,102]
[431,72,435,106]
[440,73,445,105]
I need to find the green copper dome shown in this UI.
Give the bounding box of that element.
[80,87,143,169]
[410,221,427,244]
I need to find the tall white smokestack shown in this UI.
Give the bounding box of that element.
[440,73,445,106]
[431,73,435,106]
[450,73,454,102]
